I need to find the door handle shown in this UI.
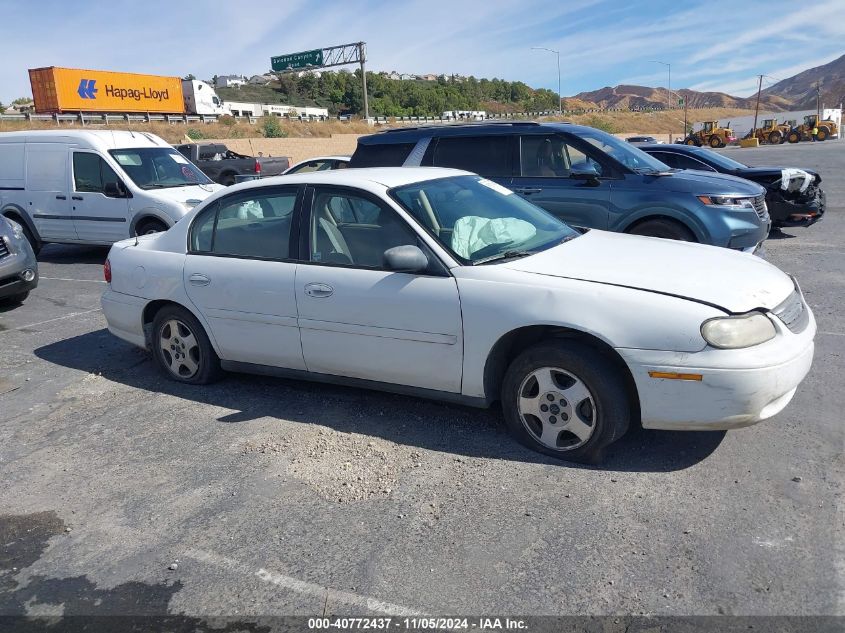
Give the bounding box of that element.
[189,273,211,286]
[514,187,543,195]
[71,195,83,201]
[304,282,333,298]
[56,195,67,200]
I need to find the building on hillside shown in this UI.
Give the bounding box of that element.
[295,70,322,79]
[419,74,438,81]
[4,101,35,114]
[248,74,273,85]
[386,71,402,81]
[216,75,246,88]
[400,73,414,81]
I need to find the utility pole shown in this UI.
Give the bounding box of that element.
[752,74,763,138]
[532,47,562,115]
[359,41,369,119]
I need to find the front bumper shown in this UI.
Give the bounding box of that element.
[769,189,825,228]
[617,308,815,430]
[0,235,38,299]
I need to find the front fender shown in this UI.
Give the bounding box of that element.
[1,204,40,241]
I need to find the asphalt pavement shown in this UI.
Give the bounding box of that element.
[0,140,842,625]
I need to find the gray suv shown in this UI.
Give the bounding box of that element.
[0,216,38,306]
[350,122,770,252]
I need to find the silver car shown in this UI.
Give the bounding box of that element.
[0,216,38,306]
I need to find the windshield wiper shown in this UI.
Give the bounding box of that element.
[474,250,536,265]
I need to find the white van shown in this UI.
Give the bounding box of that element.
[0,130,223,253]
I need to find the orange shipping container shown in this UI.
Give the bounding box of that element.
[28,67,186,114]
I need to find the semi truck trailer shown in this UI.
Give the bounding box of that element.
[28,66,328,119]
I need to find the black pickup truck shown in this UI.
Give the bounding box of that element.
[175,143,290,186]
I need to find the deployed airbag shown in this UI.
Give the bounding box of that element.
[451,216,536,259]
[780,168,813,193]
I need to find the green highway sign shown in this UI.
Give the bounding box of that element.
[271,49,324,71]
[678,97,685,105]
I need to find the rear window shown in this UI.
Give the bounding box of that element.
[350,142,416,168]
[431,136,512,177]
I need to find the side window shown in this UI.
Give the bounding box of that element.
[520,135,603,177]
[675,155,715,171]
[310,188,420,268]
[649,152,678,168]
[73,152,121,193]
[431,136,512,177]
[190,189,297,259]
[290,160,334,174]
[350,143,416,168]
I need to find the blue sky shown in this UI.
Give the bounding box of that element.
[2,0,844,104]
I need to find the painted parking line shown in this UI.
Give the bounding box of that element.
[0,307,102,334]
[818,331,845,337]
[187,548,425,617]
[39,277,107,283]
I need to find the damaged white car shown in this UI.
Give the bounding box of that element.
[101,168,816,462]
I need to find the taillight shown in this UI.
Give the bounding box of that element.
[104,259,112,283]
[254,160,261,175]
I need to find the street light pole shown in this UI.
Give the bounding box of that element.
[532,47,562,115]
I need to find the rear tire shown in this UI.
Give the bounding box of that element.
[817,127,828,141]
[627,217,696,242]
[151,305,223,384]
[787,131,801,143]
[501,341,631,463]
[685,138,697,146]
[135,218,168,236]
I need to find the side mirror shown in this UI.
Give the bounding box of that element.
[570,172,600,186]
[383,245,428,273]
[104,181,125,198]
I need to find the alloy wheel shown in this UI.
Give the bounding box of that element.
[159,319,201,379]
[517,366,596,451]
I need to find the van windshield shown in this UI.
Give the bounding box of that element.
[391,175,579,264]
[109,148,213,190]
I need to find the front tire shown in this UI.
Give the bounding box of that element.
[151,305,222,384]
[817,127,828,141]
[709,135,722,148]
[787,131,801,143]
[501,341,631,463]
[0,291,29,307]
[627,217,696,242]
[768,131,782,144]
[135,218,168,236]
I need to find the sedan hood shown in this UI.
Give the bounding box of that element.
[658,170,766,195]
[503,231,793,313]
[737,166,821,185]
[149,183,225,204]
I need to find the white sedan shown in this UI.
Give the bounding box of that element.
[101,168,815,462]
[282,155,350,175]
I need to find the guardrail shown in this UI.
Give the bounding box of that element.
[0,104,730,127]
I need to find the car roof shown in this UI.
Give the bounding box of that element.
[637,143,708,155]
[356,121,598,145]
[291,155,351,163]
[224,167,473,193]
[0,129,170,150]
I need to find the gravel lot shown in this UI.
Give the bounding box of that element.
[0,141,842,623]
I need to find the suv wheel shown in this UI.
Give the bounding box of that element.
[627,218,695,242]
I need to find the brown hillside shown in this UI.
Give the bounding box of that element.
[569,85,788,111]
[761,53,845,109]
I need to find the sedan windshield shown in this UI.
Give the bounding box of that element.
[391,175,579,264]
[109,148,213,190]
[579,128,671,173]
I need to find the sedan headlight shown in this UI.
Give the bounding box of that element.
[701,312,776,349]
[697,195,758,210]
